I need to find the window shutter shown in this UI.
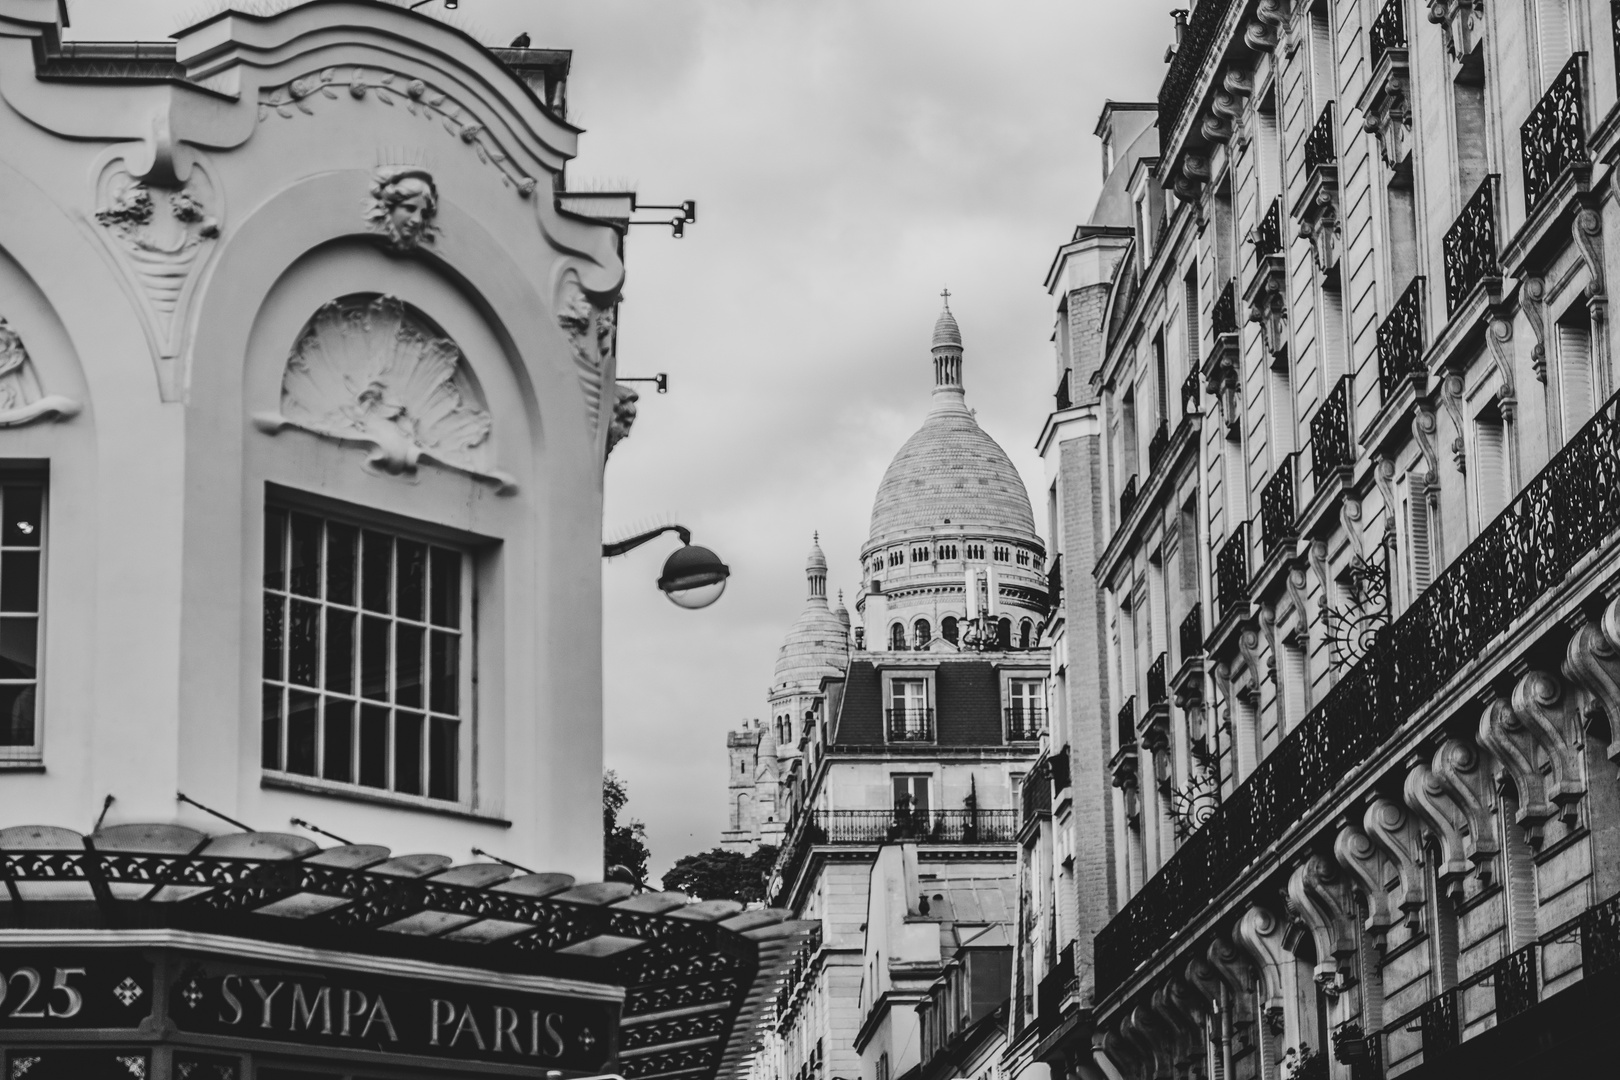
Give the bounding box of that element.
[1558,322,1595,437]
[1309,9,1334,111]
[1407,492,1433,595]
[1282,639,1309,733]
[1536,0,1572,88]
[1474,416,1508,522]
[1184,272,1201,380]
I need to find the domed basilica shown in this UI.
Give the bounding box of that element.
[723,299,1050,864]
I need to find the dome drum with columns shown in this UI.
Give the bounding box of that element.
[856,299,1047,654]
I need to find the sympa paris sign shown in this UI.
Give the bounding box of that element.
[0,949,618,1072]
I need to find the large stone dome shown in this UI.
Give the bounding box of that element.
[773,536,849,692]
[866,301,1036,549]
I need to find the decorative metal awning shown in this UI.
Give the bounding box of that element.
[0,824,813,1080]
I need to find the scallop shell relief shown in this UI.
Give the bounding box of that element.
[272,295,500,482]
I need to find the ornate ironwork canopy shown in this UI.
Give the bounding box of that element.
[0,824,814,1080]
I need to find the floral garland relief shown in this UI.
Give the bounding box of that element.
[258,69,539,197]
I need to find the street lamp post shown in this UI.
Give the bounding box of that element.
[603,525,730,609]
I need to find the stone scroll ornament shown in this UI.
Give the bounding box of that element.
[0,318,79,427]
[556,271,625,457]
[255,295,514,492]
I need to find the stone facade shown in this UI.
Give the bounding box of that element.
[1017,2,1620,1079]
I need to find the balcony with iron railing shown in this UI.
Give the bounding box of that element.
[1253,198,1283,260]
[1055,369,1073,411]
[1006,706,1045,741]
[1179,604,1204,664]
[1443,177,1500,316]
[1304,101,1336,174]
[1148,418,1170,472]
[1119,474,1139,522]
[1022,761,1052,824]
[1116,696,1137,751]
[1368,0,1406,70]
[1093,385,1620,1001]
[1146,653,1168,711]
[886,707,934,742]
[1049,748,1070,795]
[1212,280,1238,336]
[1181,369,1200,416]
[1037,942,1077,1037]
[1377,276,1427,401]
[1259,454,1296,557]
[1521,54,1587,216]
[1158,0,1238,142]
[1215,524,1249,616]
[1310,375,1354,484]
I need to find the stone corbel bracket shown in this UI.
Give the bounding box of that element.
[1403,757,1472,898]
[1362,796,1426,928]
[1234,904,1292,1034]
[1432,735,1500,881]
[1205,933,1257,1025]
[1285,853,1357,992]
[1563,595,1620,768]
[1334,822,1396,944]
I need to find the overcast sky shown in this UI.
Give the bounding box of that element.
[67,0,1169,881]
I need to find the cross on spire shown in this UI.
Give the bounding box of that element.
[940,287,951,308]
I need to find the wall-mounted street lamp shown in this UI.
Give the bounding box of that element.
[409,0,459,8]
[618,373,668,394]
[603,524,729,609]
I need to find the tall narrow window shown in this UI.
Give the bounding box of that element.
[1183,268,1201,395]
[942,615,960,645]
[263,507,467,801]
[1534,0,1573,87]
[889,623,907,651]
[913,618,932,649]
[1403,485,1436,603]
[1473,408,1511,522]
[1307,1,1335,112]
[1281,632,1309,734]
[1256,90,1282,203]
[1556,316,1596,442]
[1454,61,1489,197]
[0,479,43,764]
[891,774,930,815]
[1153,330,1169,431]
[889,679,929,740]
[1009,678,1044,734]
[1224,439,1248,529]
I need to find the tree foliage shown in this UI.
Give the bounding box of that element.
[603,770,651,886]
[661,844,778,903]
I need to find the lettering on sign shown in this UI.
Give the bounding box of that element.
[170,956,616,1069]
[0,954,155,1029]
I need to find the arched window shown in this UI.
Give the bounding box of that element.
[914,619,932,649]
[890,623,907,651]
[1020,619,1034,649]
[942,616,959,645]
[996,617,1012,649]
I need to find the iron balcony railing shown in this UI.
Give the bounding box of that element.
[1148,418,1171,472]
[1147,652,1168,709]
[1022,761,1052,822]
[1260,454,1297,556]
[1377,276,1427,400]
[886,707,934,742]
[807,808,1017,844]
[1212,280,1238,335]
[1494,942,1539,1022]
[1304,101,1336,173]
[1310,375,1354,482]
[1582,888,1620,976]
[1037,942,1077,1037]
[1420,988,1460,1058]
[1117,695,1137,749]
[1049,749,1071,794]
[1254,198,1283,259]
[1179,603,1204,663]
[1443,177,1500,315]
[1120,474,1139,522]
[1006,706,1046,741]
[1369,0,1407,70]
[1521,53,1587,215]
[1158,0,1238,141]
[1056,369,1073,411]
[1216,523,1248,615]
[1094,385,1620,1000]
[1182,369,1200,416]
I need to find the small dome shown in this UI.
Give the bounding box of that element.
[773,605,848,689]
[806,533,827,572]
[932,304,962,349]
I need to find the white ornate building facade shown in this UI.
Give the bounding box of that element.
[1016,1,1620,1079]
[0,3,806,1078]
[728,306,1050,1080]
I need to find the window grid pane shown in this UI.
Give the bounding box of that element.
[0,483,44,755]
[262,509,464,801]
